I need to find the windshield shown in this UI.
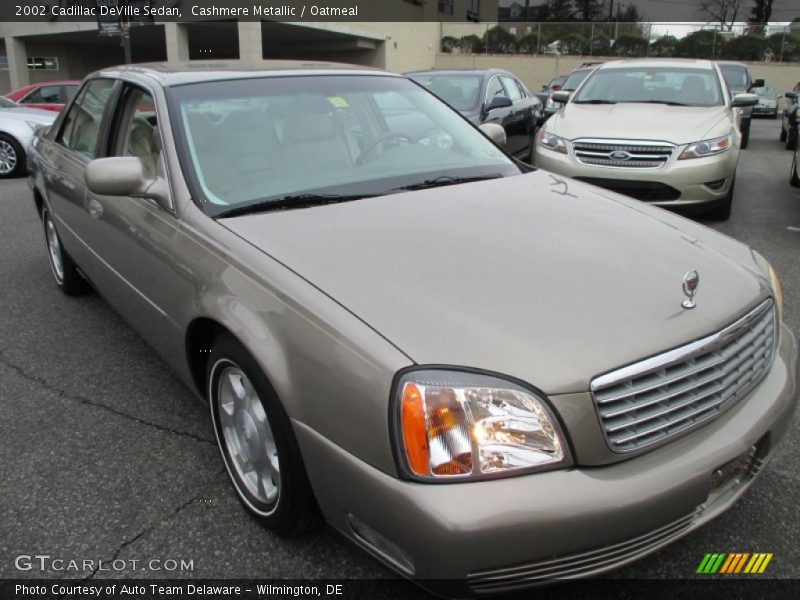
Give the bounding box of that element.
[408,74,483,111]
[720,64,749,91]
[0,96,19,109]
[562,69,591,91]
[573,67,724,107]
[754,86,775,96]
[170,75,519,217]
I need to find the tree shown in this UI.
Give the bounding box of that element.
[767,30,800,62]
[676,30,722,58]
[517,31,541,55]
[458,34,483,54]
[559,33,589,55]
[721,35,768,60]
[651,35,679,57]
[545,0,575,22]
[698,0,743,31]
[699,0,743,32]
[747,0,773,36]
[484,26,518,54]
[441,36,458,53]
[574,0,603,21]
[613,34,648,56]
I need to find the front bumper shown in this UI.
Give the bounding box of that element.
[533,141,739,211]
[295,325,797,597]
[753,105,778,117]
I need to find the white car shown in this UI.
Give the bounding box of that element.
[534,59,758,220]
[0,96,56,178]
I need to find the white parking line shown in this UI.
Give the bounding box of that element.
[788,227,800,232]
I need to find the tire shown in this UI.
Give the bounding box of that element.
[740,120,750,150]
[0,133,25,179]
[709,177,734,221]
[41,206,91,295]
[791,153,800,188]
[787,129,798,151]
[208,334,320,536]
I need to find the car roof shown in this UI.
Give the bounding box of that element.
[91,60,395,88]
[7,80,80,95]
[599,59,717,70]
[406,69,511,77]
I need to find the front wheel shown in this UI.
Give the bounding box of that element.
[709,178,734,221]
[42,206,90,295]
[0,134,25,178]
[208,334,320,536]
[740,120,750,149]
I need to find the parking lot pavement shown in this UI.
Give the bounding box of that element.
[0,117,798,591]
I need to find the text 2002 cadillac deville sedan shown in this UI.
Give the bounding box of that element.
[28,62,797,596]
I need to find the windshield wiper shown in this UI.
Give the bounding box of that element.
[630,100,692,106]
[392,174,505,192]
[573,99,618,104]
[214,193,379,218]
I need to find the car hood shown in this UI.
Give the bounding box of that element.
[552,103,731,145]
[223,171,768,394]
[0,106,57,123]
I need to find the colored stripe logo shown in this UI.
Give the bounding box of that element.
[696,553,773,574]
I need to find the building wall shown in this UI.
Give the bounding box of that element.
[434,52,800,102]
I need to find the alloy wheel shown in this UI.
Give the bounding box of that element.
[0,140,17,176]
[215,363,281,507]
[45,214,65,283]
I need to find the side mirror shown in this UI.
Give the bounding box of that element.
[86,156,169,208]
[551,90,571,103]
[479,122,507,147]
[732,93,758,108]
[485,96,513,114]
[786,92,798,101]
[752,78,765,89]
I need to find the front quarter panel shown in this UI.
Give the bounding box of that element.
[173,203,414,476]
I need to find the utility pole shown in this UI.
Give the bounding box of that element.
[779,27,786,62]
[121,18,132,64]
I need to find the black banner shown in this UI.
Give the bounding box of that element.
[2,0,797,24]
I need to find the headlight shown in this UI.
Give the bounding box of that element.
[769,265,784,324]
[393,369,571,482]
[753,251,783,324]
[537,129,567,154]
[678,134,732,160]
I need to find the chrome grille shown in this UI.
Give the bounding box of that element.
[468,506,702,591]
[591,299,776,453]
[573,139,675,169]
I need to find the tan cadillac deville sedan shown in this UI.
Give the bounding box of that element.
[27,62,797,596]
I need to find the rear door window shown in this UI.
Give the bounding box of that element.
[58,78,116,159]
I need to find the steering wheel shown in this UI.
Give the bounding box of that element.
[355,132,414,165]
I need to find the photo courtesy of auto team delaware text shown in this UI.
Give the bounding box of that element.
[0,1,799,599]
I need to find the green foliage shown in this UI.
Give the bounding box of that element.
[559,33,588,55]
[613,34,648,56]
[458,34,484,54]
[440,36,458,54]
[676,30,719,59]
[651,35,679,57]
[721,35,768,61]
[517,32,541,55]
[484,25,518,54]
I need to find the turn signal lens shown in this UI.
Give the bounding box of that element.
[395,371,570,481]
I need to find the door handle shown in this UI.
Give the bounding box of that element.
[88,198,103,220]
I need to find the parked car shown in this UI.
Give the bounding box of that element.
[0,96,56,178]
[542,74,567,92]
[541,64,599,120]
[4,80,80,112]
[407,69,542,162]
[752,85,779,119]
[28,62,796,597]
[535,59,757,221]
[780,91,798,151]
[718,61,763,149]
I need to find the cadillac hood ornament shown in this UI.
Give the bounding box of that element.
[682,270,700,309]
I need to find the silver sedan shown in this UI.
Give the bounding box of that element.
[0,96,56,178]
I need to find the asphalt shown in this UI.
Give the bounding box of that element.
[0,118,798,592]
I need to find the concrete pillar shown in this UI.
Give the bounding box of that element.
[237,21,263,61]
[165,23,189,62]
[5,36,29,90]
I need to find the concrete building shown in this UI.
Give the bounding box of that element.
[0,1,498,93]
